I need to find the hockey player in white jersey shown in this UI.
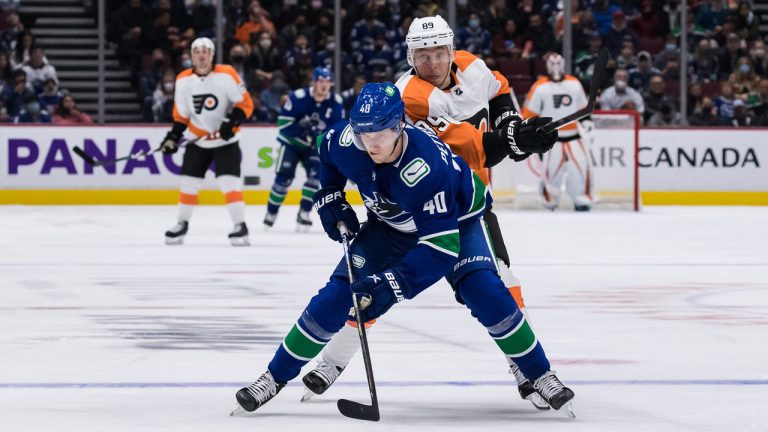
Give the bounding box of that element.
[161,37,254,245]
[300,15,559,411]
[523,53,594,211]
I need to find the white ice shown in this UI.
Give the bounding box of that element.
[0,205,766,432]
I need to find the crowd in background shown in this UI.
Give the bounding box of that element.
[3,0,768,127]
[0,0,93,124]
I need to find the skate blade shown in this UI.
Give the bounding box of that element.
[559,401,576,419]
[526,393,551,411]
[296,224,311,233]
[300,387,315,402]
[229,237,250,247]
[165,237,184,245]
[230,405,249,416]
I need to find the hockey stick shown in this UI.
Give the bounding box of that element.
[536,47,610,134]
[336,224,380,422]
[72,133,218,167]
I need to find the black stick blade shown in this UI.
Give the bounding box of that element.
[337,399,380,422]
[72,147,96,166]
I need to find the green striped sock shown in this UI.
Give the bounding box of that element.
[492,319,538,358]
[281,324,327,361]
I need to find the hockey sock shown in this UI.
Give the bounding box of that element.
[267,176,291,215]
[177,175,202,221]
[300,180,320,213]
[217,175,245,224]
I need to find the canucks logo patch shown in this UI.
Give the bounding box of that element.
[192,94,219,114]
[400,158,430,187]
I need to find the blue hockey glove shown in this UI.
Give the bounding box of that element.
[313,187,360,242]
[350,269,408,322]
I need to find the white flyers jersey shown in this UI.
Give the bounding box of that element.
[395,50,513,185]
[522,75,587,137]
[172,65,254,148]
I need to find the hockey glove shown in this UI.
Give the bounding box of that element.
[313,187,360,242]
[160,122,187,154]
[350,269,408,322]
[219,108,247,140]
[494,115,558,159]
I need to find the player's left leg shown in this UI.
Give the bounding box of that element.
[296,151,321,232]
[165,144,213,245]
[264,144,301,227]
[213,143,248,246]
[563,139,594,212]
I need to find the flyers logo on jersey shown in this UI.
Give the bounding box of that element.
[192,94,219,114]
[553,94,573,109]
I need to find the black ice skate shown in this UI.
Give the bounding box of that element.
[263,212,277,229]
[228,222,250,246]
[300,360,345,402]
[509,363,550,410]
[533,371,575,418]
[296,210,312,233]
[164,221,188,245]
[231,370,286,415]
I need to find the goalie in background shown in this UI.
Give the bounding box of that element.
[160,37,254,246]
[263,66,345,232]
[523,53,594,211]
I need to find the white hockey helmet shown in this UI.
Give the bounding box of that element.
[405,15,454,66]
[546,53,565,81]
[191,37,215,56]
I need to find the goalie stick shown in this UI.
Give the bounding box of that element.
[336,224,380,422]
[72,132,219,167]
[536,48,609,135]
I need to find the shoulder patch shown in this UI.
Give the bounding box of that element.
[339,124,354,147]
[334,93,343,104]
[400,157,431,187]
[294,88,307,99]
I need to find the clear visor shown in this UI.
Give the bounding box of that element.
[353,123,402,152]
[411,47,451,67]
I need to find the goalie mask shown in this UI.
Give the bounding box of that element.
[546,53,565,82]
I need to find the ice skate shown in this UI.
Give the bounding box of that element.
[533,371,575,418]
[509,363,550,411]
[300,360,345,401]
[232,370,286,414]
[228,222,250,246]
[296,210,312,233]
[164,221,188,245]
[263,212,277,230]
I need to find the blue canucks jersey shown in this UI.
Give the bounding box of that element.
[277,87,345,148]
[318,122,491,295]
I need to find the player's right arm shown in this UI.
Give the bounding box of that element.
[276,90,312,148]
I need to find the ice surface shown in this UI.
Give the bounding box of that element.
[0,205,766,431]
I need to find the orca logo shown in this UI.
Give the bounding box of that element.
[553,94,572,109]
[193,94,219,114]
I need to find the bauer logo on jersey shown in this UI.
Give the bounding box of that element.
[400,158,430,187]
[192,94,219,114]
[553,94,573,108]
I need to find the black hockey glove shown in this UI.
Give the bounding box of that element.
[313,187,360,242]
[493,114,558,159]
[219,108,247,140]
[350,269,408,322]
[160,122,186,155]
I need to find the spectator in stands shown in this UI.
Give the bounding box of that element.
[601,68,646,114]
[38,77,62,114]
[715,81,735,123]
[278,11,313,51]
[314,34,355,87]
[718,33,746,79]
[643,74,675,123]
[0,99,9,123]
[13,93,50,123]
[647,102,681,126]
[139,49,168,122]
[235,0,277,46]
[591,0,622,35]
[457,12,492,59]
[688,97,718,126]
[151,70,175,123]
[575,31,603,85]
[522,14,556,59]
[603,10,637,58]
[728,98,757,127]
[0,49,11,86]
[249,90,274,123]
[108,0,149,64]
[10,29,32,69]
[749,79,768,121]
[350,8,388,54]
[284,33,314,88]
[21,46,57,94]
[654,35,679,71]
[748,40,767,77]
[732,1,760,41]
[5,68,34,116]
[230,43,257,95]
[52,94,92,125]
[341,74,366,113]
[142,8,173,52]
[629,51,659,91]
[259,73,289,120]
[189,0,216,38]
[689,39,720,83]
[696,0,729,35]
[487,0,514,34]
[687,82,704,115]
[492,18,523,59]
[729,56,761,98]
[0,11,23,58]
[633,0,668,40]
[248,31,281,91]
[360,34,393,81]
[616,41,637,70]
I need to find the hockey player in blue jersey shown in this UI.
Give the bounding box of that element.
[235,83,574,416]
[264,66,345,231]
